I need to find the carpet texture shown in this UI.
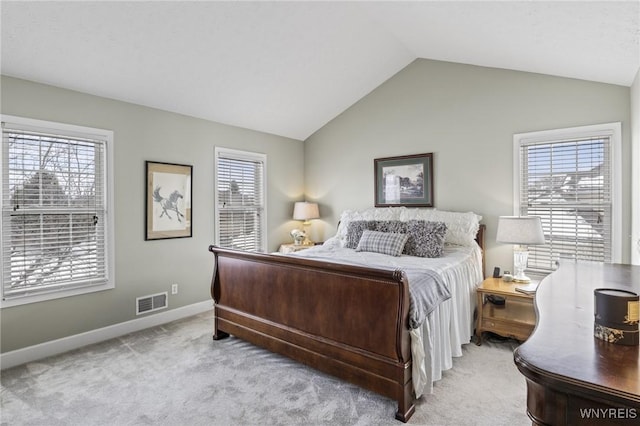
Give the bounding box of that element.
[1,311,529,425]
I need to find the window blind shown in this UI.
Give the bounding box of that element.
[215,149,266,252]
[2,126,108,299]
[518,135,612,271]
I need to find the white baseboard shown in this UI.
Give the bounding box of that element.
[0,300,213,370]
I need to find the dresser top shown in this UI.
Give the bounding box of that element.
[514,261,640,405]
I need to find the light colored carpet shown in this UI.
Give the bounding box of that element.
[1,311,529,425]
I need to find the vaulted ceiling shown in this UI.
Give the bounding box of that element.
[2,1,638,140]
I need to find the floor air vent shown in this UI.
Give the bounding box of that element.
[136,292,168,315]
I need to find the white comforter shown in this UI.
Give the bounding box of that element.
[291,237,484,397]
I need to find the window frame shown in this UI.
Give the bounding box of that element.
[513,122,622,271]
[1,115,115,308]
[214,147,267,252]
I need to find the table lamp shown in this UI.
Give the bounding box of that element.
[293,201,319,245]
[496,216,545,283]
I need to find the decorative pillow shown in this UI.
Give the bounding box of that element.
[399,208,481,246]
[345,220,405,248]
[346,220,447,257]
[370,220,406,234]
[355,230,409,257]
[345,220,399,249]
[404,221,447,257]
[337,207,405,246]
[345,221,372,249]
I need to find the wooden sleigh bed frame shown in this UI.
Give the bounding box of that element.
[209,226,484,422]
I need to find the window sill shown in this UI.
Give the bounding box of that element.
[1,281,114,308]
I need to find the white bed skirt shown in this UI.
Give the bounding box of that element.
[410,244,483,397]
[292,239,483,399]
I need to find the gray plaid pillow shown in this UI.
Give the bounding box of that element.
[355,230,409,257]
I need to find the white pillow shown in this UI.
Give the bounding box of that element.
[399,208,482,246]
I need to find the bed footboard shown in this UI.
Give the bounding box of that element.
[208,245,415,422]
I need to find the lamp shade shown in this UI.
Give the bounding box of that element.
[293,202,319,221]
[496,216,545,245]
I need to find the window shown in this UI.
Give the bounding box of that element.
[1,115,114,307]
[214,147,266,252]
[514,123,621,272]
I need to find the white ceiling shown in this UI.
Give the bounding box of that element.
[2,1,639,141]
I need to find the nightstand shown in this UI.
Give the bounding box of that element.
[278,243,316,254]
[475,277,536,345]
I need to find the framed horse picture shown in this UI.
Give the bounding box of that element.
[145,161,192,240]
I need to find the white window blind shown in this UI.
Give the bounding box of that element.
[1,116,113,305]
[214,148,266,252]
[515,123,621,272]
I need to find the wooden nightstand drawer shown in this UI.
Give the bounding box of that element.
[476,277,536,344]
[479,315,535,341]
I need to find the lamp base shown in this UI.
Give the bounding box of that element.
[513,248,531,283]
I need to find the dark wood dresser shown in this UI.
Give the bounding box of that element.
[513,261,640,425]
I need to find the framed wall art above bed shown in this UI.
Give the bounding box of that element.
[374,153,434,207]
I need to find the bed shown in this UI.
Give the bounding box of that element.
[209,207,484,422]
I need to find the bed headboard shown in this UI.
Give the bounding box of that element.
[338,220,486,249]
[476,224,486,277]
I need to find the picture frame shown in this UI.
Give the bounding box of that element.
[374,153,434,207]
[145,161,192,240]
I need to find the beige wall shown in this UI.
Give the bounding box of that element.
[304,59,632,276]
[0,76,304,352]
